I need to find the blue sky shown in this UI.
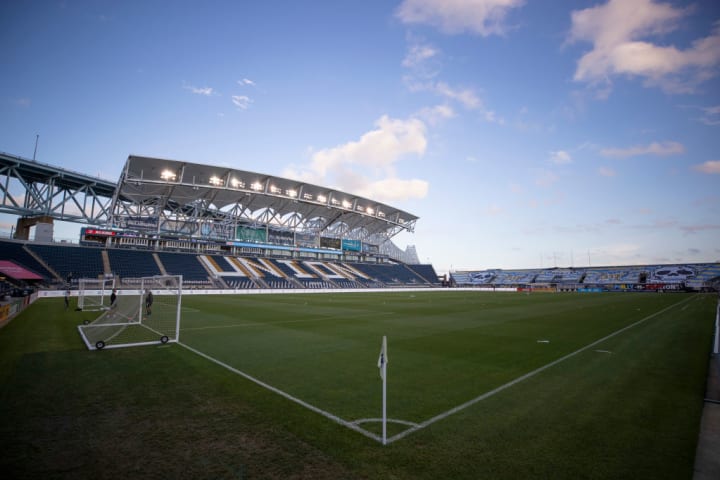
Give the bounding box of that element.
[1,0,719,273]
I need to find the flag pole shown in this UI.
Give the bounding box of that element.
[382,349,387,445]
[378,335,388,445]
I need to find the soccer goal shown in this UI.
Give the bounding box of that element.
[77,275,182,350]
[77,277,115,311]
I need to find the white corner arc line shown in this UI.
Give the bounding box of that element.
[177,341,382,443]
[352,418,420,428]
[386,295,695,444]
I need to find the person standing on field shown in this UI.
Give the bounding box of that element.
[145,289,153,316]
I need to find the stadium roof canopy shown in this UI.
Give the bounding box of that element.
[111,155,418,242]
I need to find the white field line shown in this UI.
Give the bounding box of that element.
[385,294,696,444]
[352,418,420,428]
[182,310,392,332]
[177,341,383,443]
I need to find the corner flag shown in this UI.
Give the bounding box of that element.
[378,335,388,379]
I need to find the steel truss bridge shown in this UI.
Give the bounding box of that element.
[0,152,419,261]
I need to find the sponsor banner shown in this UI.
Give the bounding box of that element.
[117,216,159,230]
[236,226,267,243]
[320,237,341,249]
[341,239,361,252]
[362,243,379,253]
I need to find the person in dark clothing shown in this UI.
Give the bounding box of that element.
[145,289,153,316]
[64,289,70,310]
[110,289,117,308]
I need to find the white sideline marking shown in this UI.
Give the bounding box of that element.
[177,341,383,443]
[594,349,613,354]
[385,295,695,444]
[536,339,550,343]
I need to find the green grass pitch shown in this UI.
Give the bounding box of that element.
[0,291,715,479]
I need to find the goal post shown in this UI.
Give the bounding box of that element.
[77,277,115,311]
[77,275,182,350]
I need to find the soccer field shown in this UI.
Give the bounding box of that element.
[178,291,715,443]
[0,290,716,479]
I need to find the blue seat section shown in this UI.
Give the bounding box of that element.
[156,252,211,286]
[263,278,297,289]
[406,264,441,285]
[352,263,428,286]
[208,255,237,273]
[27,243,105,282]
[225,279,257,289]
[534,270,558,283]
[0,239,54,280]
[583,268,641,285]
[686,264,720,289]
[106,249,162,281]
[491,271,537,285]
[264,258,339,288]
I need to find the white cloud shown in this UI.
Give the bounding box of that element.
[238,78,256,86]
[282,115,429,202]
[699,105,720,125]
[417,104,455,124]
[231,95,252,110]
[184,85,216,96]
[402,42,439,69]
[549,150,572,164]
[693,160,720,174]
[600,141,684,158]
[434,81,481,109]
[568,0,720,93]
[396,0,525,36]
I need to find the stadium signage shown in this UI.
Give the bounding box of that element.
[85,228,116,236]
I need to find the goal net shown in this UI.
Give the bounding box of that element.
[77,275,182,350]
[77,277,115,311]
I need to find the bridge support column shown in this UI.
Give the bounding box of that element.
[15,215,54,241]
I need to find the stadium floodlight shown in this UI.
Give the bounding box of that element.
[230,178,244,188]
[77,275,182,351]
[366,207,374,215]
[270,185,282,194]
[160,169,176,181]
[250,181,263,191]
[77,277,115,311]
[209,175,222,186]
[342,200,352,209]
[286,189,297,198]
[317,194,327,203]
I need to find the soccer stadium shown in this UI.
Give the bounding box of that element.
[0,151,719,479]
